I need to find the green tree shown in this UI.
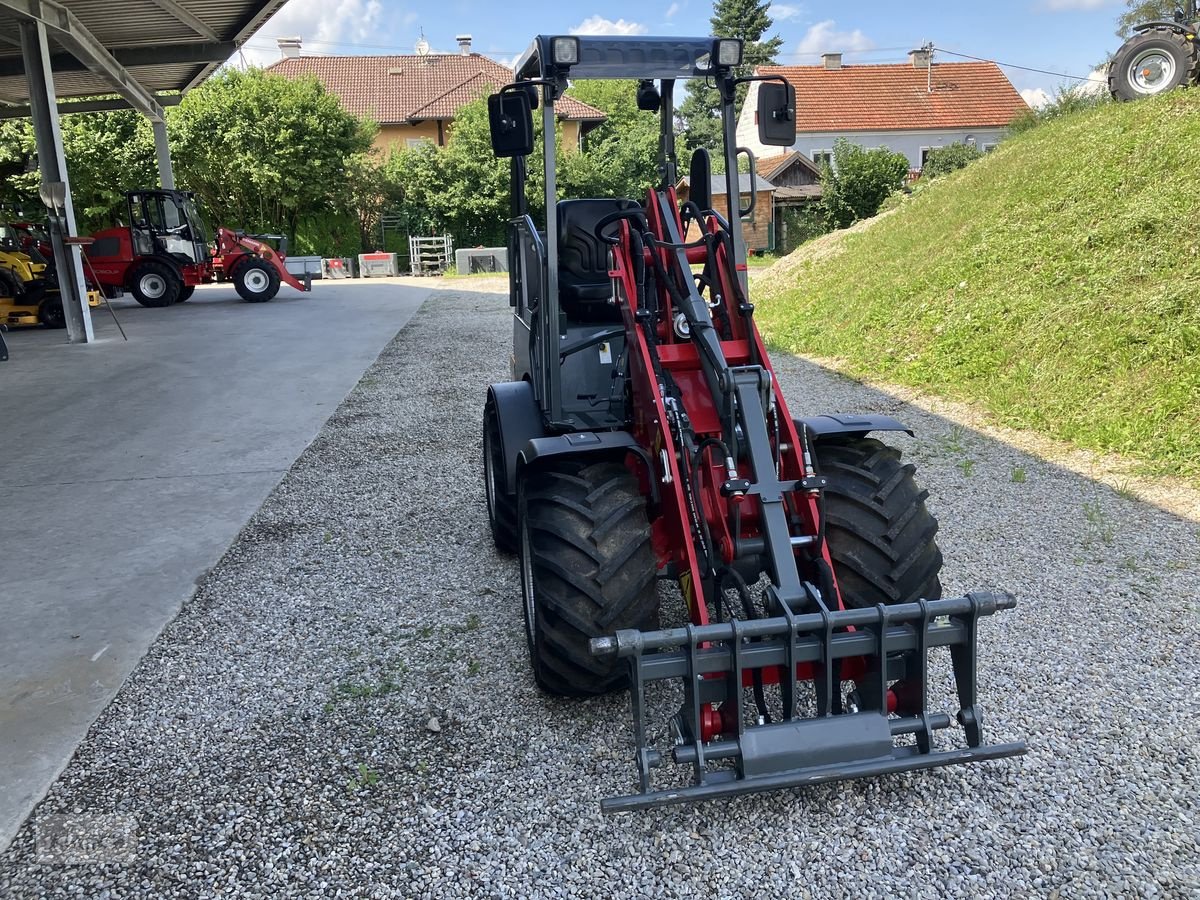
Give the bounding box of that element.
[819,139,910,229]
[558,80,666,198]
[678,0,783,151]
[921,143,984,179]
[169,67,373,239]
[1117,1,1186,37]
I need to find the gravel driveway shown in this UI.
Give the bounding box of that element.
[2,287,1197,898]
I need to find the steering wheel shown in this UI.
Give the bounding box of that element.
[593,208,647,245]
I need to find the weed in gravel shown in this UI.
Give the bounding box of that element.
[1011,466,1027,483]
[346,763,379,793]
[1082,500,1116,548]
[1113,480,1139,501]
[1120,555,1140,572]
[957,458,976,477]
[467,659,481,676]
[935,425,968,455]
[334,679,400,700]
[446,614,482,634]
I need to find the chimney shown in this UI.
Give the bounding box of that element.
[456,34,473,55]
[822,52,842,70]
[909,47,932,69]
[277,37,302,59]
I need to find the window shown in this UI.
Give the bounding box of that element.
[919,147,933,168]
[406,137,431,149]
[810,149,833,168]
[981,143,998,153]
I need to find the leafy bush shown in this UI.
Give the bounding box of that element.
[819,139,911,229]
[777,204,829,253]
[921,143,984,179]
[1009,84,1112,136]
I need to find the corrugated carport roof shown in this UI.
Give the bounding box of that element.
[0,0,287,107]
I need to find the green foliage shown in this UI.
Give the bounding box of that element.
[559,81,664,199]
[819,140,910,228]
[756,91,1200,478]
[921,143,984,180]
[679,0,782,151]
[169,67,373,239]
[1117,1,1187,37]
[777,204,829,253]
[1009,84,1112,136]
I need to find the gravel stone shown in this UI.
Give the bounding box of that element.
[1,287,1197,898]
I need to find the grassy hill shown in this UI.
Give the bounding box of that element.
[756,92,1200,478]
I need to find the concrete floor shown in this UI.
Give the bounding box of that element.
[0,277,431,851]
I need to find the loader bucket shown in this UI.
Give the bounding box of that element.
[590,591,1026,812]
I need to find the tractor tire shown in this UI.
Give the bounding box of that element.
[483,397,517,554]
[1109,27,1200,101]
[517,459,659,696]
[37,293,66,329]
[813,436,943,608]
[128,260,180,307]
[177,285,195,302]
[233,258,280,302]
[0,269,21,300]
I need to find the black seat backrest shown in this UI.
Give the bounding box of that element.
[556,198,640,323]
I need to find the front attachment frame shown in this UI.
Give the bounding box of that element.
[590,591,1027,812]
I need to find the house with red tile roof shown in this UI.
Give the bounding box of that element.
[737,50,1028,172]
[265,37,605,154]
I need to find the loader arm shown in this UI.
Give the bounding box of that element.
[216,227,310,294]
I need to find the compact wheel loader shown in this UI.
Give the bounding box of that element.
[483,35,1026,811]
[1110,1,1200,100]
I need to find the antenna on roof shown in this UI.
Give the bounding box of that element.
[415,30,430,59]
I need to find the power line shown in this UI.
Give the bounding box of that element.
[932,46,1107,84]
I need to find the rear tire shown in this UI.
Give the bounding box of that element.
[233,258,280,302]
[517,459,658,696]
[128,260,180,307]
[483,398,517,554]
[1109,28,1199,100]
[813,436,942,607]
[37,293,65,329]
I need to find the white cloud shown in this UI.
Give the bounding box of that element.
[1020,87,1052,108]
[795,20,874,55]
[570,15,649,35]
[665,2,681,18]
[772,3,803,21]
[237,0,387,66]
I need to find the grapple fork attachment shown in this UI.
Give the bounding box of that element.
[591,592,1027,812]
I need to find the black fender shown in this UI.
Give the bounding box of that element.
[797,413,914,441]
[487,380,545,495]
[519,430,659,508]
[1133,21,1197,36]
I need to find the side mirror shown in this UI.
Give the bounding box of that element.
[688,148,712,212]
[757,81,796,147]
[488,90,534,159]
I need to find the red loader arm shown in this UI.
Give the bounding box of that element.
[215,227,310,293]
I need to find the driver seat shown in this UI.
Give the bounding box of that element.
[556,198,640,323]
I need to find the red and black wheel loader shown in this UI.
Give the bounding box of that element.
[85,189,310,306]
[482,35,1026,811]
[1109,1,1200,100]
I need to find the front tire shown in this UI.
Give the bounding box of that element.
[813,436,943,608]
[37,293,66,329]
[176,285,195,302]
[1109,28,1199,100]
[517,459,658,696]
[128,260,180,307]
[233,258,280,302]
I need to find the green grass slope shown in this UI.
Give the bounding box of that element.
[756,92,1200,477]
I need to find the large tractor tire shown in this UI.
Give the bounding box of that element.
[37,293,66,329]
[128,259,180,307]
[0,269,21,300]
[813,436,943,608]
[482,397,517,554]
[517,459,659,696]
[233,258,280,303]
[176,285,195,302]
[1109,27,1200,100]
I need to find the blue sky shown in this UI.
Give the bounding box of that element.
[238,0,1131,105]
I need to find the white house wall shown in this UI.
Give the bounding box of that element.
[736,79,1010,169]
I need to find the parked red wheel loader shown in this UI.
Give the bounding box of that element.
[482,35,1027,811]
[85,189,310,306]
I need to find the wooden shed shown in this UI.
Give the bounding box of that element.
[676,173,777,252]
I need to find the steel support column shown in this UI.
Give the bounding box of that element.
[19,19,92,343]
[152,119,174,189]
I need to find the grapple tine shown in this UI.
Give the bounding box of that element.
[592,592,1027,812]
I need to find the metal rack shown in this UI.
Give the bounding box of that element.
[408,234,453,276]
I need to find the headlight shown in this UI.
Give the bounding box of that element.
[552,36,580,66]
[715,38,742,67]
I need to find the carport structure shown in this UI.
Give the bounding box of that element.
[0,0,288,342]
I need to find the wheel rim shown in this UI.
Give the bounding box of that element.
[519,510,537,649]
[484,421,498,524]
[1129,50,1177,94]
[140,273,166,299]
[244,268,269,293]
